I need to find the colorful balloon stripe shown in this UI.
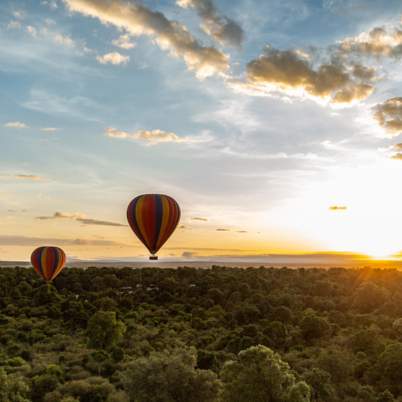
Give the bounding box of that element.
[31,246,66,282]
[127,194,180,256]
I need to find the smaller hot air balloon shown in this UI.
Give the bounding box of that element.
[31,246,66,282]
[127,194,181,260]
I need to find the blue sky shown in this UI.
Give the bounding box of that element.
[1,0,402,261]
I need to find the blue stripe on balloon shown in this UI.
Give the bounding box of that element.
[154,194,163,252]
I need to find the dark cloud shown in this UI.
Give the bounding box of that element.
[236,230,248,233]
[216,228,230,231]
[246,47,373,103]
[177,0,244,48]
[15,174,42,181]
[36,212,126,227]
[77,218,126,227]
[182,251,195,258]
[373,97,402,135]
[191,217,208,221]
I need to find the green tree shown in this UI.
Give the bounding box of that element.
[221,345,311,402]
[300,310,330,341]
[87,311,126,349]
[0,368,30,402]
[378,343,402,394]
[122,349,221,402]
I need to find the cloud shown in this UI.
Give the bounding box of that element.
[191,216,208,221]
[40,127,59,133]
[15,174,42,181]
[112,33,135,49]
[182,251,195,258]
[36,212,126,227]
[24,23,77,48]
[26,25,38,37]
[96,51,129,65]
[236,230,247,233]
[340,26,402,57]
[106,127,211,145]
[7,20,22,30]
[0,235,122,247]
[216,228,230,231]
[329,205,348,211]
[392,153,402,160]
[4,121,29,129]
[63,0,229,78]
[373,97,402,135]
[53,33,75,47]
[177,0,243,48]
[245,46,374,103]
[37,211,86,220]
[77,218,126,227]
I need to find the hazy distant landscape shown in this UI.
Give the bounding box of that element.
[2,265,402,402]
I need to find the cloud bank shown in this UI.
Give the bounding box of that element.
[64,0,229,78]
[106,127,211,145]
[0,235,122,247]
[245,47,374,103]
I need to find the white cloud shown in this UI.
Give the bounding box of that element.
[340,26,402,57]
[4,121,29,129]
[112,34,135,49]
[40,127,59,133]
[96,51,129,65]
[53,33,75,47]
[26,25,38,37]
[106,127,212,145]
[63,0,229,78]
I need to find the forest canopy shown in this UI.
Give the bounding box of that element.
[1,265,402,401]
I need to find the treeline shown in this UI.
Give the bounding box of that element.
[1,265,402,401]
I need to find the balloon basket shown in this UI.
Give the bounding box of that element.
[149,255,158,260]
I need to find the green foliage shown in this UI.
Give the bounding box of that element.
[0,368,30,402]
[87,311,126,349]
[1,265,402,402]
[221,345,311,402]
[122,349,221,402]
[300,309,330,341]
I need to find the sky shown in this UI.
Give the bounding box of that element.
[1,0,402,262]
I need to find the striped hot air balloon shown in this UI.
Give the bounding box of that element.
[31,246,66,282]
[127,194,181,260]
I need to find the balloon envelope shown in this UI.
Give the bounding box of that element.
[31,246,66,282]
[127,194,180,257]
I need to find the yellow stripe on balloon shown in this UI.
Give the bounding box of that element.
[135,196,149,250]
[52,248,64,280]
